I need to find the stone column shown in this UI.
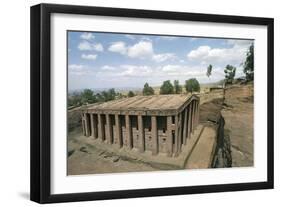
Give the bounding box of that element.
[190,101,194,133]
[115,114,122,147]
[182,108,188,145]
[166,116,173,156]
[187,104,192,139]
[196,101,199,126]
[192,101,196,133]
[192,101,195,129]
[194,101,197,131]
[81,113,86,136]
[174,114,179,156]
[93,114,98,138]
[90,114,96,138]
[151,116,158,155]
[125,114,133,148]
[196,101,200,126]
[194,101,197,127]
[98,114,104,141]
[178,112,183,152]
[85,113,90,137]
[106,114,113,144]
[138,115,145,152]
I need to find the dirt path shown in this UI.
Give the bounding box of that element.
[185,126,216,169]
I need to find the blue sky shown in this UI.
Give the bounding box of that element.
[68,31,253,91]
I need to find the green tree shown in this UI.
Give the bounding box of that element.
[99,88,116,102]
[116,92,125,99]
[185,78,200,93]
[206,64,213,78]
[224,64,236,84]
[160,80,174,94]
[128,91,135,97]
[95,93,103,102]
[107,88,116,101]
[81,89,95,104]
[143,82,155,95]
[174,80,182,94]
[243,44,254,81]
[101,91,109,102]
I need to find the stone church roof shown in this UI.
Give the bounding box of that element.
[82,94,199,116]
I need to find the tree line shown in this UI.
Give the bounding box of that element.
[68,78,200,108]
[68,88,124,107]
[142,78,200,96]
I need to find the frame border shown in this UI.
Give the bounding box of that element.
[30,3,274,203]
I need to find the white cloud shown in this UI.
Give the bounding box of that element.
[97,64,220,81]
[187,46,211,60]
[108,40,177,62]
[97,65,153,78]
[80,32,95,40]
[78,41,104,52]
[78,41,92,51]
[97,65,153,81]
[108,41,127,55]
[119,65,153,77]
[127,41,154,58]
[187,40,253,66]
[68,64,88,75]
[108,41,154,59]
[160,65,203,77]
[162,65,181,72]
[101,65,116,71]
[159,64,226,83]
[68,64,97,76]
[93,43,104,52]
[152,53,176,62]
[81,54,97,60]
[186,40,253,79]
[69,64,84,70]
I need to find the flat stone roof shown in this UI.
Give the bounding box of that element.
[83,94,199,116]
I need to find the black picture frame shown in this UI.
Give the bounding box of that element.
[30,3,274,204]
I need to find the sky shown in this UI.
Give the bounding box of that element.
[68,31,253,91]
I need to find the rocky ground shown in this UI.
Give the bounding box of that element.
[221,84,254,167]
[68,129,158,175]
[67,124,204,175]
[199,83,254,168]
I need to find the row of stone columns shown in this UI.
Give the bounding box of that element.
[81,99,200,156]
[172,99,200,156]
[81,113,150,150]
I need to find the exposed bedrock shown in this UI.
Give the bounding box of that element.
[211,115,232,168]
[199,98,232,168]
